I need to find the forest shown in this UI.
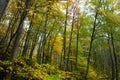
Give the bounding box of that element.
[0,0,120,80]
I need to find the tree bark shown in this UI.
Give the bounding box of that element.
[22,20,33,56]
[66,9,75,71]
[29,28,39,59]
[40,12,48,64]
[107,33,115,80]
[63,1,68,70]
[4,11,20,55]
[85,12,98,79]
[40,2,51,64]
[5,0,30,79]
[75,18,80,70]
[0,0,10,20]
[111,31,118,80]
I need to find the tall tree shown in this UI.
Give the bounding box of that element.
[40,5,50,64]
[63,0,69,70]
[6,0,31,79]
[66,6,75,71]
[11,0,30,61]
[111,28,118,80]
[85,9,98,80]
[0,0,10,20]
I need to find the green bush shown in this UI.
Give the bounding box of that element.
[0,56,101,80]
[0,60,12,79]
[12,57,48,80]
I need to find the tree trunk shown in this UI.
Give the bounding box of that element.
[22,20,33,56]
[49,29,60,64]
[107,33,115,80]
[29,28,39,59]
[0,0,10,20]
[5,0,30,79]
[85,12,98,79]
[63,1,68,70]
[37,35,42,64]
[102,47,111,80]
[75,19,80,70]
[0,11,19,44]
[40,13,48,64]
[3,11,19,56]
[111,31,118,80]
[67,9,75,71]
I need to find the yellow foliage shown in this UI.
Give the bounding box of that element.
[0,25,7,37]
[88,71,97,79]
[53,36,63,53]
[68,0,74,5]
[99,9,120,26]
[100,9,107,16]
[99,9,107,16]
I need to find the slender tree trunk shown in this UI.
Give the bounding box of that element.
[46,34,52,63]
[6,10,26,80]
[22,4,37,56]
[40,1,53,64]
[29,29,39,59]
[37,35,42,64]
[42,23,55,61]
[0,11,19,44]
[29,38,37,59]
[75,19,80,70]
[11,0,29,58]
[0,0,10,20]
[49,29,60,64]
[5,0,30,79]
[111,31,118,80]
[40,1,54,64]
[59,48,63,69]
[102,47,111,80]
[49,37,55,64]
[40,12,49,64]
[67,9,75,70]
[22,20,33,56]
[3,11,19,54]
[63,1,68,70]
[85,12,98,80]
[11,9,26,62]
[107,33,115,80]
[46,20,56,63]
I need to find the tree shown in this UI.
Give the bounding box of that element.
[0,0,120,79]
[0,0,10,20]
[6,0,32,79]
